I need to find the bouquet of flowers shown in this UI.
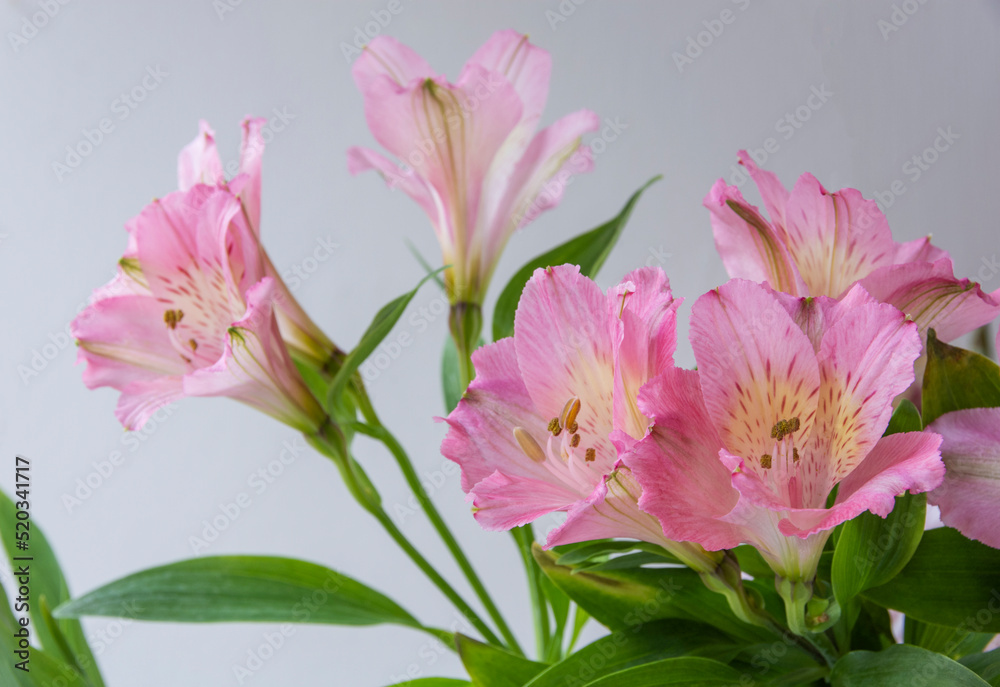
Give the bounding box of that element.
[4,29,1000,687]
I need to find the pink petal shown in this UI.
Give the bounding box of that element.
[609,267,680,442]
[469,470,581,531]
[627,368,746,551]
[351,35,436,92]
[512,265,617,472]
[808,285,923,493]
[440,338,551,492]
[859,259,1000,342]
[893,235,950,265]
[704,180,805,295]
[737,150,790,233]
[782,175,895,297]
[774,432,944,537]
[689,279,821,489]
[72,294,189,388]
[928,408,1000,549]
[479,110,599,275]
[545,465,670,549]
[236,116,266,236]
[178,120,224,191]
[183,278,324,433]
[464,30,551,134]
[114,376,186,431]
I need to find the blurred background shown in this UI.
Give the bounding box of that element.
[1,1,998,684]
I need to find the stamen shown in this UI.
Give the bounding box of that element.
[188,339,198,351]
[770,417,801,442]
[513,427,546,463]
[570,434,580,448]
[584,448,596,462]
[164,309,184,329]
[547,417,562,436]
[760,454,772,469]
[567,422,579,434]
[560,397,581,430]
[792,447,800,463]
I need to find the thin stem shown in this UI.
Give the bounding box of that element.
[309,426,503,648]
[513,527,549,661]
[351,386,524,656]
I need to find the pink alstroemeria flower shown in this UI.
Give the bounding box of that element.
[704,151,1000,342]
[72,183,326,434]
[926,408,1000,549]
[627,280,944,623]
[348,30,600,305]
[441,264,722,569]
[178,119,339,369]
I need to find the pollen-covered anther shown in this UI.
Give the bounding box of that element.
[560,397,581,431]
[760,454,773,469]
[792,447,800,463]
[770,417,801,442]
[513,427,547,463]
[584,448,596,463]
[163,309,184,329]
[547,417,562,436]
[188,339,198,351]
[570,433,581,448]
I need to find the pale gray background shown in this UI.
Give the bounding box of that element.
[1,1,999,685]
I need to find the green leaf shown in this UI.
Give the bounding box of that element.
[456,634,546,687]
[831,644,990,686]
[491,176,661,342]
[532,546,768,644]
[883,398,923,435]
[831,401,927,607]
[831,492,926,607]
[862,527,1000,631]
[961,649,1000,687]
[923,329,1000,425]
[55,556,423,632]
[578,657,742,686]
[386,680,472,687]
[904,618,995,659]
[0,487,104,686]
[524,620,736,687]
[327,268,444,408]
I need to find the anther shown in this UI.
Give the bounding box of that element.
[547,417,562,436]
[188,339,198,351]
[570,434,581,448]
[561,397,581,431]
[584,448,596,462]
[164,309,184,329]
[792,447,800,463]
[513,427,547,463]
[760,454,772,469]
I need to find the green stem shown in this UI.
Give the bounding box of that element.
[513,527,549,661]
[449,302,482,391]
[308,425,503,648]
[351,387,524,656]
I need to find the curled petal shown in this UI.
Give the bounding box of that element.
[859,259,1000,342]
[352,35,436,91]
